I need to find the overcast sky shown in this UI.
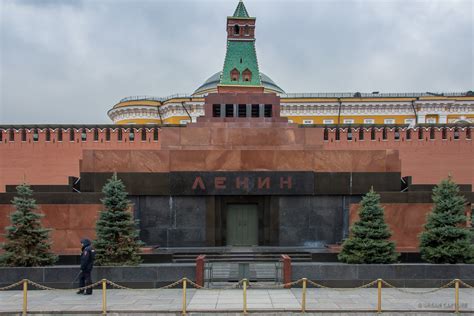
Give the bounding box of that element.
[0,0,472,124]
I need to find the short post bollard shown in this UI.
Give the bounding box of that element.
[182,278,187,315]
[301,278,307,313]
[243,278,248,314]
[102,279,107,315]
[377,279,382,313]
[455,279,460,313]
[22,279,28,316]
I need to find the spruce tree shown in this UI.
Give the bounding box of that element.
[338,188,398,263]
[419,177,473,263]
[94,174,142,266]
[1,184,57,266]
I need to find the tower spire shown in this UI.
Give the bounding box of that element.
[218,1,262,92]
[233,0,250,18]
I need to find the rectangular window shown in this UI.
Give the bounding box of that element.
[117,129,123,141]
[58,129,63,142]
[343,119,354,124]
[251,104,259,117]
[364,119,375,124]
[225,104,234,117]
[180,120,190,124]
[212,104,221,117]
[153,128,159,141]
[405,118,415,125]
[288,119,293,123]
[303,120,314,125]
[384,118,395,124]
[426,118,437,124]
[264,104,272,117]
[323,119,334,124]
[105,128,110,141]
[238,104,246,117]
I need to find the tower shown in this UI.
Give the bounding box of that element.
[218,0,264,93]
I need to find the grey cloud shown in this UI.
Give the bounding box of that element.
[0,0,472,124]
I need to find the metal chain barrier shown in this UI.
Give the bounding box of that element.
[1,277,473,315]
[381,279,456,294]
[307,278,378,291]
[0,279,25,291]
[459,280,474,288]
[247,278,302,289]
[186,277,245,290]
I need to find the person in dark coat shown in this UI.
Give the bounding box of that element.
[77,238,95,295]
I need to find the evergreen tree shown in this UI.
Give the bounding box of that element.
[338,188,398,264]
[0,184,57,266]
[419,177,473,263]
[94,174,143,265]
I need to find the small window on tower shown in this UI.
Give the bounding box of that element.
[233,24,240,35]
[242,68,252,82]
[225,104,234,117]
[230,68,240,81]
[213,104,221,117]
[244,25,249,36]
[251,104,259,117]
[264,104,272,117]
[238,104,247,117]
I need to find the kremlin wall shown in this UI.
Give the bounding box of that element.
[0,1,473,254]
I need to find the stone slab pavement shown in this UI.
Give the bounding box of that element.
[0,288,473,314]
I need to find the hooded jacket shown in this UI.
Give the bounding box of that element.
[80,238,95,272]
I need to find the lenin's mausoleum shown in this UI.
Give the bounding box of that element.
[0,1,473,254]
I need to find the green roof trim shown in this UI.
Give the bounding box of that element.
[220,40,262,86]
[233,0,250,18]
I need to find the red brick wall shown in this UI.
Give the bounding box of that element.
[1,124,472,192]
[0,204,102,254]
[324,127,473,189]
[349,203,470,251]
[0,127,161,192]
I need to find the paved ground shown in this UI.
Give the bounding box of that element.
[0,288,473,314]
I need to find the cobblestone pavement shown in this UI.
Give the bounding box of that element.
[0,288,473,314]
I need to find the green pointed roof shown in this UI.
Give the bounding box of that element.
[220,40,261,86]
[233,0,250,18]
